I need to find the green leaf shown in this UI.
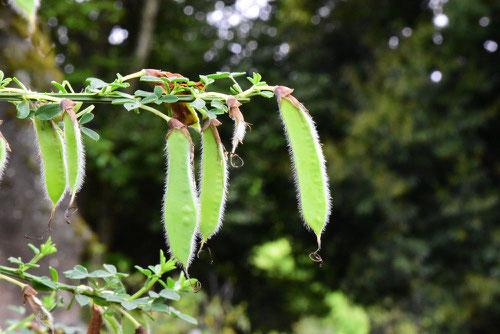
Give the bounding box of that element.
[260,91,274,98]
[124,102,141,111]
[158,95,179,103]
[134,265,152,277]
[170,307,198,324]
[49,267,59,283]
[33,276,57,290]
[140,95,158,105]
[88,270,114,278]
[86,77,108,90]
[81,127,100,141]
[75,294,90,307]
[79,113,94,125]
[35,104,62,120]
[150,301,169,313]
[159,289,180,301]
[154,86,164,97]
[121,300,138,311]
[111,98,136,105]
[17,101,30,119]
[167,277,175,289]
[12,77,27,90]
[134,90,154,97]
[140,76,163,82]
[103,264,117,274]
[8,257,24,265]
[51,81,67,93]
[190,98,205,110]
[64,265,88,279]
[28,243,40,255]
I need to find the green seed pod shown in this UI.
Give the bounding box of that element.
[275,86,331,249]
[33,117,67,217]
[199,118,228,244]
[61,99,85,207]
[163,119,199,269]
[0,120,11,183]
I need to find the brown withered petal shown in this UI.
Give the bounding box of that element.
[135,326,148,334]
[226,97,250,155]
[23,286,54,332]
[144,69,203,128]
[87,304,103,334]
[60,99,78,122]
[168,118,194,159]
[60,98,77,112]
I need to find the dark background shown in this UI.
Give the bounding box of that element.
[1,0,499,332]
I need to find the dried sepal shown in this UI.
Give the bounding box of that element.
[274,86,331,250]
[145,69,204,130]
[226,96,251,166]
[22,286,54,332]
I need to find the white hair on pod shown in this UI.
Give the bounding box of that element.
[231,120,247,153]
[67,118,86,205]
[33,119,67,208]
[278,97,332,249]
[0,136,8,183]
[162,132,200,271]
[198,127,229,241]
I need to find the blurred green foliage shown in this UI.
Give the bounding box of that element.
[15,0,498,332]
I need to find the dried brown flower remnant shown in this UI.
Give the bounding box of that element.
[23,286,54,333]
[145,69,204,127]
[274,86,308,112]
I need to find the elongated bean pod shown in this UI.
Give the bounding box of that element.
[0,120,10,183]
[33,117,67,217]
[199,118,228,243]
[163,119,199,269]
[62,99,85,207]
[275,86,331,249]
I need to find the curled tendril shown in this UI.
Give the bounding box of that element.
[64,206,78,224]
[230,153,244,168]
[197,242,214,265]
[309,248,323,267]
[184,269,202,293]
[25,211,57,240]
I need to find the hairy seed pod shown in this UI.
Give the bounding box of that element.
[62,99,85,207]
[0,120,11,183]
[163,118,199,269]
[275,86,331,249]
[227,96,250,157]
[199,118,228,244]
[34,117,67,218]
